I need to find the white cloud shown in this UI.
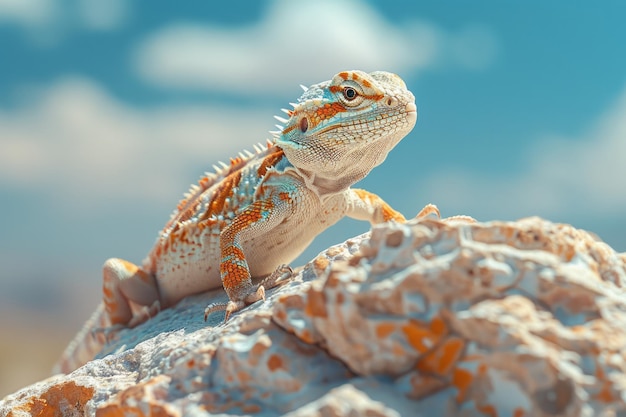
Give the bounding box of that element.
[133,0,498,95]
[0,78,273,212]
[77,0,128,31]
[0,0,128,41]
[0,0,56,28]
[419,84,626,220]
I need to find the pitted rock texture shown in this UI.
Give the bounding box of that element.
[2,215,626,416]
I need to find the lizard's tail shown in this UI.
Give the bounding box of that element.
[52,303,110,374]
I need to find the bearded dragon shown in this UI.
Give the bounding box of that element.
[55,70,417,373]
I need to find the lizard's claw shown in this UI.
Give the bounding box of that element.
[204,302,228,321]
[204,299,247,322]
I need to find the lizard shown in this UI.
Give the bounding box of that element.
[54,70,417,374]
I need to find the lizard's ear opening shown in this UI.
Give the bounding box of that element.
[299,117,308,133]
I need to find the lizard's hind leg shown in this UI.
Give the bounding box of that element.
[103,258,161,328]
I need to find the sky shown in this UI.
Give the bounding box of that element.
[1,0,625,395]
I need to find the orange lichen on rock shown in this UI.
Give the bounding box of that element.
[97,376,175,417]
[6,381,94,417]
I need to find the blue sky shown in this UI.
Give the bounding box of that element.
[1,0,625,386]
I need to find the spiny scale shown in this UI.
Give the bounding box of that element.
[273,115,289,124]
[163,140,280,235]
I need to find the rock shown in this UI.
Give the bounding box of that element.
[2,214,626,416]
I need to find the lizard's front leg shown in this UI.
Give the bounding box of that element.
[204,186,295,322]
[347,189,443,223]
[347,188,407,224]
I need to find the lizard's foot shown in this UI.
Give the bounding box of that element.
[127,300,161,328]
[204,300,245,322]
[204,285,265,322]
[204,265,293,322]
[259,264,293,289]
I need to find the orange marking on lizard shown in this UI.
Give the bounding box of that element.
[362,79,372,88]
[362,93,384,101]
[203,171,242,220]
[257,148,285,177]
[328,85,342,94]
[173,153,256,232]
[338,71,349,80]
[175,202,200,228]
[284,103,346,135]
[170,191,208,234]
[220,248,249,290]
[353,189,406,222]
[102,286,114,300]
[118,259,139,273]
[230,246,246,262]
[230,156,244,166]
[316,102,346,120]
[198,176,210,188]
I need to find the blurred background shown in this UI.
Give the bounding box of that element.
[1,0,625,396]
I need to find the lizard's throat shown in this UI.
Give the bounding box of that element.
[293,166,372,198]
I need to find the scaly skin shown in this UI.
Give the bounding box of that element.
[54,70,417,374]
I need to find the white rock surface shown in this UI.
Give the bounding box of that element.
[2,214,626,416]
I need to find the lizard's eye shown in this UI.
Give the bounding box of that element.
[338,84,364,106]
[343,87,358,101]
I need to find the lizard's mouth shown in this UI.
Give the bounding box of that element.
[405,102,418,126]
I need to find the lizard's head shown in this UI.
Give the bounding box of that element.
[275,70,416,192]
